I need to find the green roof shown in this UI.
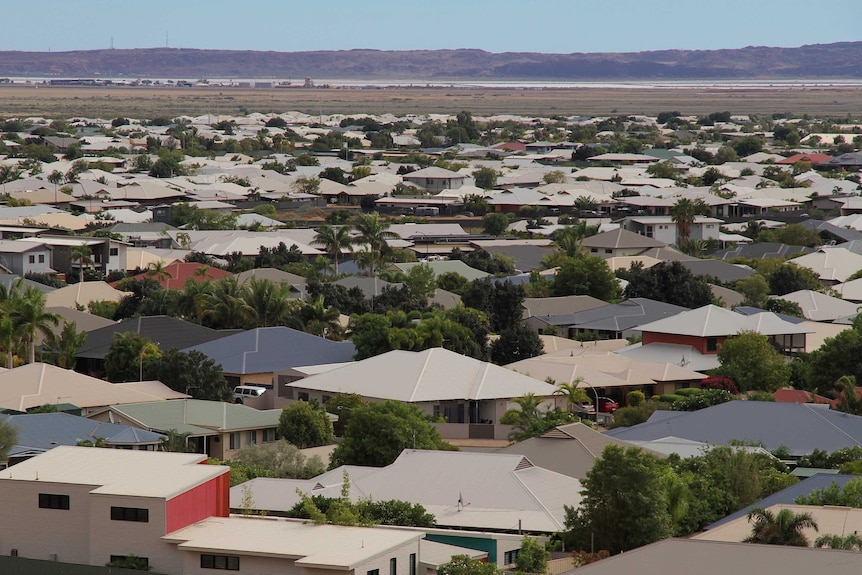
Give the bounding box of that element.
[109,399,281,436]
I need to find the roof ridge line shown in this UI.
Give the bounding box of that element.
[511,463,564,531]
[802,403,862,447]
[408,349,434,403]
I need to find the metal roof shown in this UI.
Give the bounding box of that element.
[5,412,164,455]
[106,399,282,436]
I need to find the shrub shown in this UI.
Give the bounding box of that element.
[626,390,645,407]
[659,394,685,404]
[700,376,738,395]
[672,389,734,411]
[675,388,702,397]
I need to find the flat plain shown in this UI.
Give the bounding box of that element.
[1,85,861,118]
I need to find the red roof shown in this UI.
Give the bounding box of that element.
[493,142,527,152]
[776,153,833,165]
[773,389,832,406]
[121,262,233,290]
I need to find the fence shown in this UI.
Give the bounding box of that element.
[0,555,166,575]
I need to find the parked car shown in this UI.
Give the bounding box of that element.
[233,385,267,403]
[596,397,620,413]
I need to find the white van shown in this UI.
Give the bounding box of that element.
[233,385,267,403]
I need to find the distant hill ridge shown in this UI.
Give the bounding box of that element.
[0,42,861,79]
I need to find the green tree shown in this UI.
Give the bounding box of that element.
[352,212,397,276]
[472,167,499,189]
[325,393,368,437]
[716,331,791,392]
[490,325,544,365]
[329,401,453,467]
[243,277,293,327]
[814,533,862,550]
[9,287,59,364]
[151,349,231,401]
[278,402,334,448]
[744,507,817,546]
[769,263,821,296]
[565,445,672,554]
[621,261,713,308]
[230,439,326,480]
[735,274,770,308]
[312,224,354,276]
[404,263,437,301]
[669,198,711,244]
[543,170,567,184]
[483,212,509,236]
[0,416,18,463]
[438,555,500,575]
[437,272,470,295]
[43,321,87,369]
[515,536,550,573]
[552,255,620,300]
[104,332,161,383]
[461,278,525,333]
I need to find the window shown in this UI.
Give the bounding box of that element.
[263,428,276,442]
[201,554,240,570]
[28,255,35,263]
[39,493,70,510]
[590,248,598,253]
[111,506,149,522]
[38,254,45,263]
[322,395,332,404]
[504,550,520,565]
[604,249,613,254]
[706,337,718,352]
[368,570,380,575]
[390,557,397,575]
[246,430,257,445]
[229,432,241,450]
[283,387,295,399]
[297,392,309,401]
[110,247,119,256]
[410,554,417,575]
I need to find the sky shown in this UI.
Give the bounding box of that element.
[3,0,860,54]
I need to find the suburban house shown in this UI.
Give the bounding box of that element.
[3,412,166,466]
[119,261,233,290]
[0,363,188,416]
[525,298,689,340]
[774,290,862,322]
[789,247,862,285]
[402,167,467,192]
[624,215,722,244]
[285,348,563,439]
[0,240,53,276]
[18,235,128,277]
[580,228,667,258]
[87,399,282,459]
[232,449,581,534]
[43,281,131,309]
[182,326,357,391]
[0,446,230,574]
[605,401,862,456]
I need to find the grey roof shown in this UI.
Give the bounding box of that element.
[581,228,666,250]
[183,327,356,374]
[711,242,814,260]
[480,244,555,273]
[108,222,177,233]
[76,316,235,360]
[635,304,811,337]
[4,412,165,457]
[799,220,862,244]
[498,422,647,479]
[538,298,689,332]
[570,538,862,575]
[605,401,862,456]
[0,274,56,293]
[676,259,754,283]
[333,276,399,298]
[706,474,859,530]
[522,295,608,319]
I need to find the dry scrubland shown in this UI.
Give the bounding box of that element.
[0,85,862,118]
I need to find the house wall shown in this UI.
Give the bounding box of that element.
[691,222,720,242]
[585,246,644,258]
[89,493,185,574]
[0,480,94,564]
[641,332,727,355]
[107,241,128,273]
[20,248,53,275]
[166,473,230,534]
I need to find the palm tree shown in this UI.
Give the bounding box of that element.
[299,295,342,339]
[352,213,397,276]
[69,245,93,280]
[48,169,64,204]
[312,224,354,276]
[744,506,818,547]
[44,321,87,369]
[242,277,292,328]
[554,379,592,413]
[669,198,710,245]
[146,261,172,284]
[175,278,213,323]
[814,533,862,550]
[206,277,253,329]
[9,287,59,364]
[0,315,16,369]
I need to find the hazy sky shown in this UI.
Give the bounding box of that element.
[5,0,860,53]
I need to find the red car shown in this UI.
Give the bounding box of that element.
[597,397,620,413]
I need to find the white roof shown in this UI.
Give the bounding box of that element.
[165,517,420,569]
[774,290,862,322]
[289,348,557,402]
[636,305,811,337]
[44,281,131,308]
[790,248,862,283]
[0,446,226,499]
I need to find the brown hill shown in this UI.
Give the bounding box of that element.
[0,43,860,80]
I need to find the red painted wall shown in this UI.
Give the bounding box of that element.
[165,471,230,533]
[641,332,727,355]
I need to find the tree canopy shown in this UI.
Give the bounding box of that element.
[277,402,334,449]
[621,261,713,308]
[716,331,791,393]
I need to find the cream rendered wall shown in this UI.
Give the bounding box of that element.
[351,539,422,575]
[0,480,94,564]
[89,493,185,575]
